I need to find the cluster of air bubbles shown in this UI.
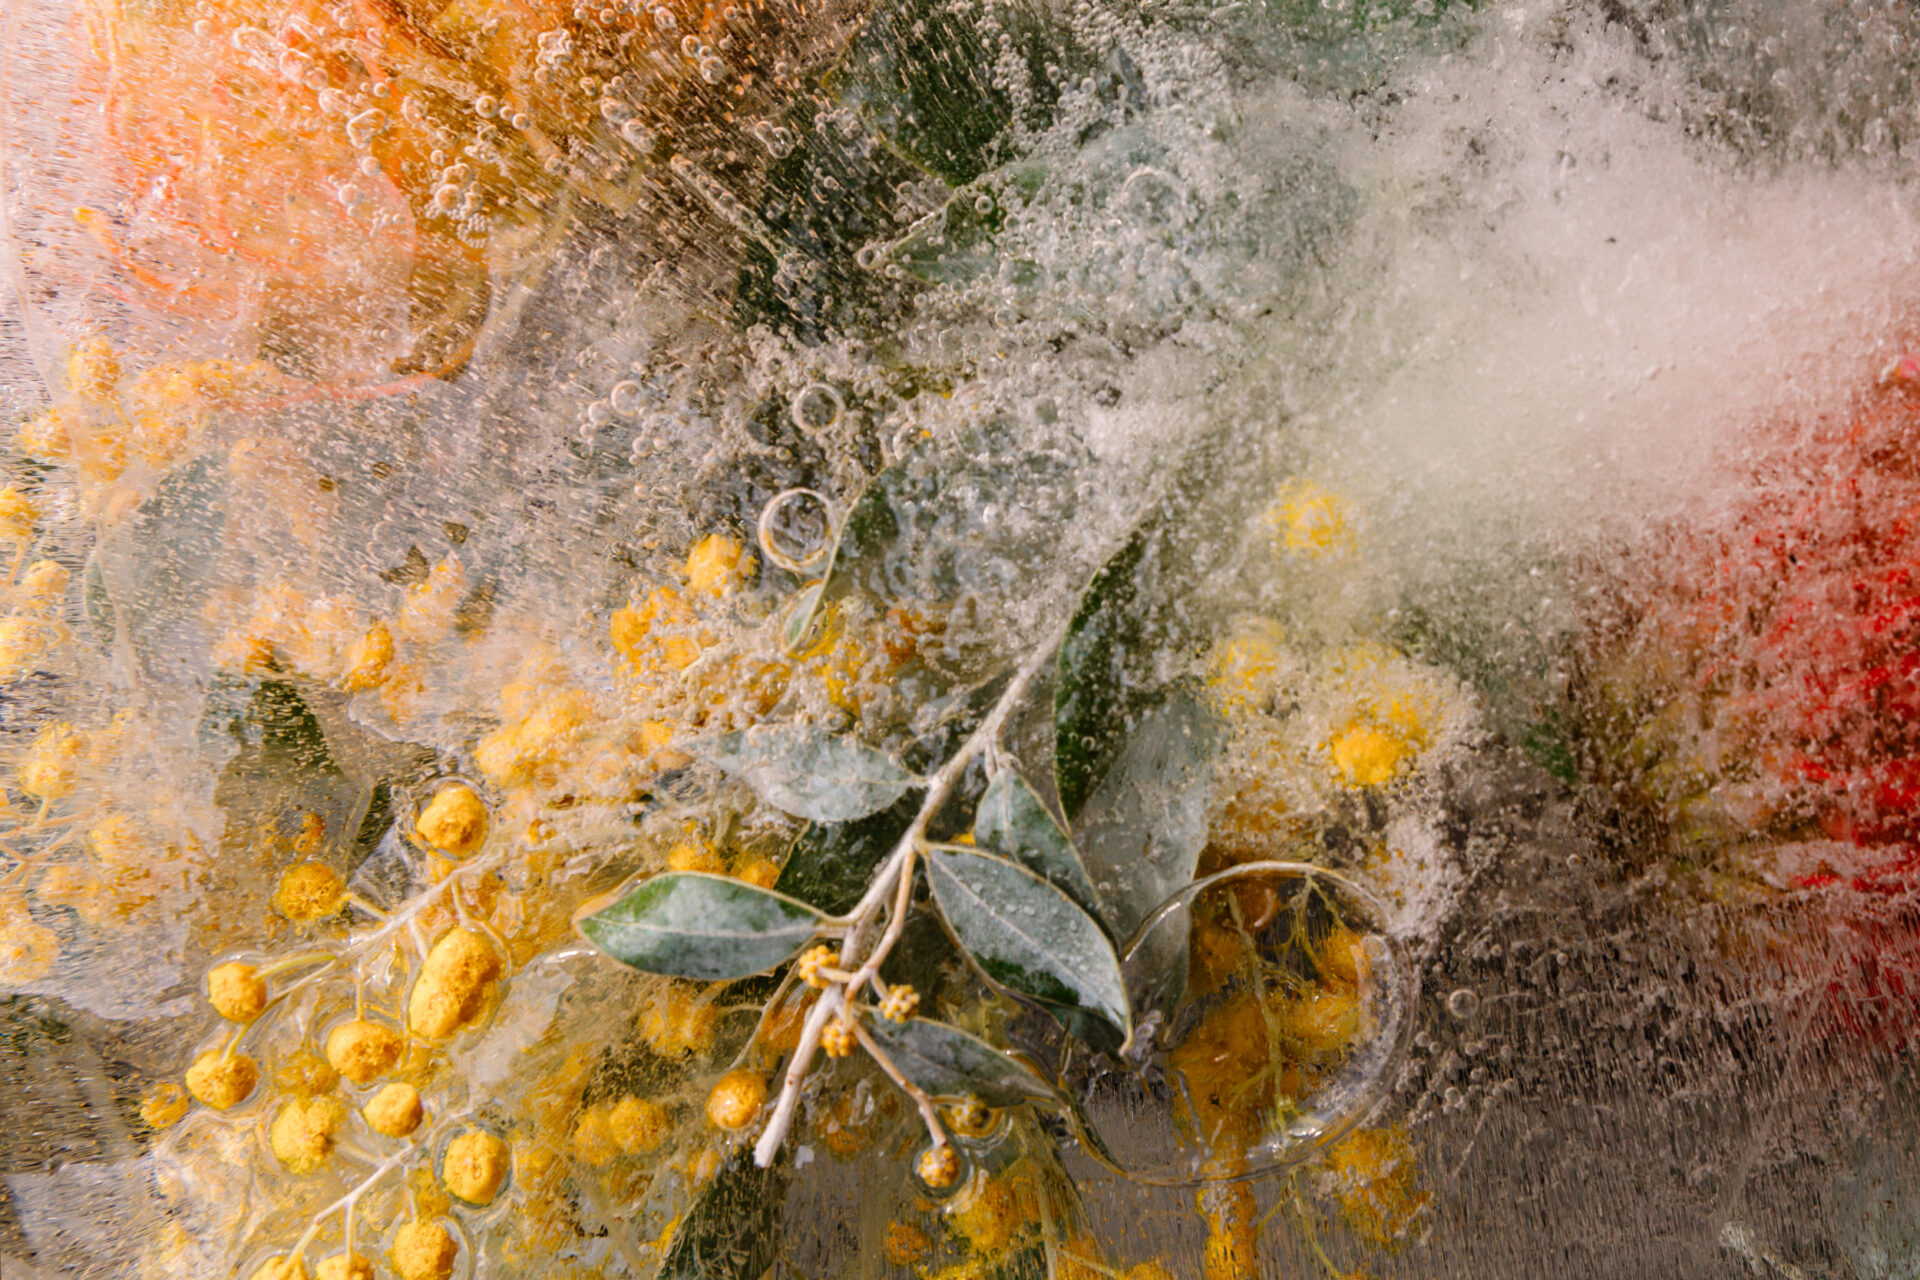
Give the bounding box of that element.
[757,489,835,573]
[752,121,797,158]
[619,119,655,153]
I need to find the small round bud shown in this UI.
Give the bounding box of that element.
[820,1017,856,1059]
[685,534,749,596]
[733,857,781,889]
[391,1221,458,1280]
[796,945,839,989]
[185,1050,258,1110]
[879,984,920,1023]
[273,863,345,922]
[607,1095,671,1155]
[414,784,488,859]
[324,1019,403,1084]
[270,1095,348,1175]
[705,1069,767,1131]
[945,1095,996,1138]
[443,1130,510,1205]
[884,1221,933,1267]
[363,1082,425,1137]
[408,928,504,1039]
[207,961,268,1023]
[916,1143,963,1189]
[315,1252,373,1280]
[666,840,724,873]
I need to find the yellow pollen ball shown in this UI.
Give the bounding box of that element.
[570,1107,619,1167]
[415,784,489,858]
[270,1095,349,1175]
[1265,479,1356,557]
[185,1050,258,1110]
[917,1143,963,1189]
[19,724,84,800]
[608,1095,671,1155]
[666,840,724,873]
[66,337,120,400]
[443,1130,510,1205]
[16,409,70,461]
[325,1019,403,1084]
[19,560,69,601]
[1328,724,1411,788]
[207,961,268,1022]
[733,857,781,890]
[391,1221,459,1280]
[315,1252,374,1280]
[341,621,393,691]
[408,927,504,1039]
[705,1070,767,1131]
[884,1221,933,1266]
[273,863,346,921]
[363,1082,425,1137]
[0,487,40,542]
[685,534,750,596]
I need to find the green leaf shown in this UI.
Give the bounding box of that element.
[1076,691,1221,939]
[691,725,918,824]
[780,581,826,654]
[577,873,826,981]
[973,770,1101,921]
[924,845,1130,1053]
[1053,524,1176,821]
[657,1152,788,1280]
[774,793,920,916]
[859,1015,1062,1107]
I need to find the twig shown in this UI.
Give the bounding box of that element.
[851,1017,947,1150]
[753,628,1063,1168]
[286,1145,415,1259]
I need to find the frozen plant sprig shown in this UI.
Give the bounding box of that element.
[750,630,1061,1166]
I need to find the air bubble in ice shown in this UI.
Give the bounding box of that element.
[1447,988,1480,1020]
[609,381,644,416]
[621,120,654,151]
[757,489,834,573]
[790,383,844,433]
[346,108,388,149]
[587,401,613,426]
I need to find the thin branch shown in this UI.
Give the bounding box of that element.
[851,1017,947,1150]
[753,628,1063,1167]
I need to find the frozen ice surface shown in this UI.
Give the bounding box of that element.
[3,0,1920,1273]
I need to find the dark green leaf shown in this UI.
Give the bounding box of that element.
[657,1152,788,1280]
[578,873,825,981]
[924,845,1129,1052]
[974,770,1101,920]
[774,793,919,916]
[860,1015,1062,1107]
[691,725,918,824]
[1053,524,1166,821]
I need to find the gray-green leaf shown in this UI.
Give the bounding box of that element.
[860,1015,1062,1108]
[577,873,825,980]
[691,725,918,824]
[924,845,1130,1051]
[974,770,1102,921]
